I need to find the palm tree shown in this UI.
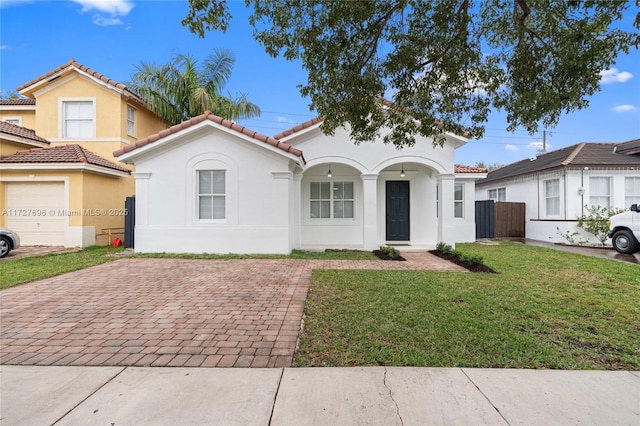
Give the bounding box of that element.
[129,49,261,125]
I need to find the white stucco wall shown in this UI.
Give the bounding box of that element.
[476,168,640,244]
[286,126,478,249]
[129,126,296,254]
[122,120,482,254]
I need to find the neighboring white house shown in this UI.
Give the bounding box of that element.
[115,111,487,254]
[475,140,640,244]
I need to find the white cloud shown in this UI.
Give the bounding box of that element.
[599,68,633,84]
[505,144,519,152]
[71,0,134,15]
[276,116,294,124]
[611,104,638,113]
[527,141,552,151]
[93,16,123,26]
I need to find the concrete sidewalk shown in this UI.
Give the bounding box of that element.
[1,366,638,425]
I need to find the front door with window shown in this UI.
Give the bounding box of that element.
[386,181,410,241]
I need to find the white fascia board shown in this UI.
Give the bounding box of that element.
[0,163,129,177]
[445,132,469,148]
[0,105,36,111]
[276,121,323,144]
[455,172,488,180]
[0,133,49,148]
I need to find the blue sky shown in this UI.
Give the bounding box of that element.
[1,0,638,167]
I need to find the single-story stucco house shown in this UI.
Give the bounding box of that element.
[475,139,640,244]
[114,111,487,254]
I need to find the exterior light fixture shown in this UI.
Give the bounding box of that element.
[400,164,405,177]
[327,165,332,178]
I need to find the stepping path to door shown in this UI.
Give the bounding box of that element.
[0,254,465,368]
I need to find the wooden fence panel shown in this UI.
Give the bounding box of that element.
[494,202,526,237]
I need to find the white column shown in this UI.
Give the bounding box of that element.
[132,172,151,227]
[437,173,456,247]
[361,173,379,250]
[292,173,303,250]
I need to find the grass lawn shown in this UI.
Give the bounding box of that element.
[0,246,124,290]
[295,241,640,370]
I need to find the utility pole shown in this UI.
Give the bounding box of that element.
[542,130,547,153]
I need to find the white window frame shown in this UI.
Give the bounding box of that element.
[3,117,22,126]
[197,170,226,221]
[625,177,640,207]
[589,176,611,209]
[544,178,560,217]
[488,187,506,201]
[59,98,96,139]
[127,105,136,137]
[454,183,464,218]
[310,181,354,219]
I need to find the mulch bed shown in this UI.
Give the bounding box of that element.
[372,250,407,261]
[428,250,498,273]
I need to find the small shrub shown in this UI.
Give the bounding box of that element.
[576,205,626,245]
[436,242,453,254]
[459,253,484,265]
[379,245,401,259]
[556,227,589,246]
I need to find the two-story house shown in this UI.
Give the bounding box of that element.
[0,59,166,246]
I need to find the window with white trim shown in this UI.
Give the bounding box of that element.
[198,170,225,220]
[589,176,611,209]
[454,183,464,218]
[625,177,640,207]
[127,105,136,137]
[63,100,94,138]
[310,181,354,219]
[545,179,560,216]
[488,187,506,201]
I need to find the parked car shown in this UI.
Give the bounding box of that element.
[0,228,21,258]
[608,204,640,254]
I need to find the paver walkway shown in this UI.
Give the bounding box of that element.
[0,254,464,368]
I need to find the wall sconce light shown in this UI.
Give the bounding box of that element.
[327,164,332,178]
[400,164,405,177]
[577,187,585,196]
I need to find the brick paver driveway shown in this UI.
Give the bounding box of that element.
[0,254,464,368]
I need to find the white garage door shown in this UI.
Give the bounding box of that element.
[5,182,66,246]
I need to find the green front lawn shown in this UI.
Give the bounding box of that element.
[1,246,124,290]
[295,241,640,370]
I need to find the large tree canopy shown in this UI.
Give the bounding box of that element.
[129,49,261,126]
[183,0,639,147]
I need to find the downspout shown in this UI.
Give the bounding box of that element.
[564,169,567,220]
[537,174,540,219]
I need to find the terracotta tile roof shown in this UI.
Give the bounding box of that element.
[0,144,129,173]
[0,99,36,106]
[0,121,49,144]
[477,142,640,186]
[455,164,487,173]
[16,58,142,103]
[273,117,324,140]
[114,111,306,164]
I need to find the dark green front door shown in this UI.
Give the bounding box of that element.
[386,181,410,241]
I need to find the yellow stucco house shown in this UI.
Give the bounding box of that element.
[0,59,166,246]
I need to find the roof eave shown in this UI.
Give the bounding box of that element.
[0,162,130,177]
[0,133,50,148]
